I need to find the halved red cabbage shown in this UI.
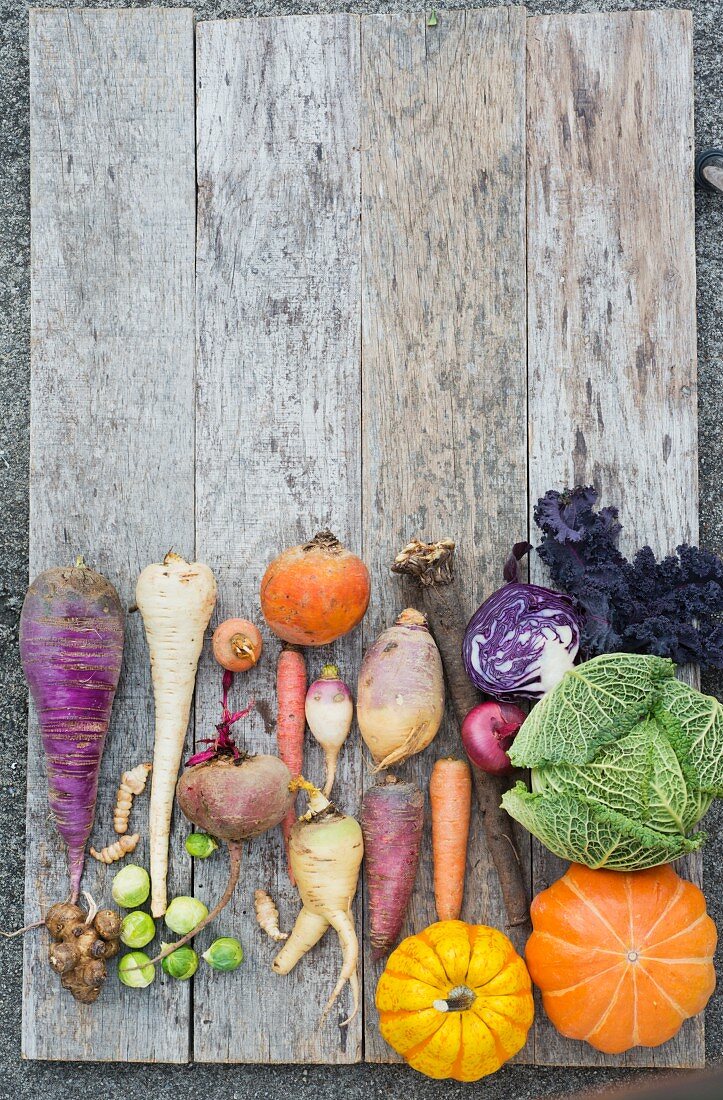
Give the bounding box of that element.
[462,582,581,701]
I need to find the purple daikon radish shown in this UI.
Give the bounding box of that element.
[361,775,424,959]
[20,559,124,902]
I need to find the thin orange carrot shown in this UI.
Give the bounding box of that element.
[277,645,307,883]
[430,757,472,921]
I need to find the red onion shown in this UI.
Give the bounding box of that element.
[461,701,526,776]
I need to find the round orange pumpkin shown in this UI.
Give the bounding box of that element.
[260,530,370,646]
[526,863,717,1055]
[376,920,534,1081]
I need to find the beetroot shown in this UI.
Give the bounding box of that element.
[361,775,424,959]
[177,753,292,842]
[20,560,124,902]
[145,675,293,966]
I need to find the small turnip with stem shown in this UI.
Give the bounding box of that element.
[305,665,353,796]
[272,778,363,1026]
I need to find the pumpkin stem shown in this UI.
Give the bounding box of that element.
[433,984,477,1013]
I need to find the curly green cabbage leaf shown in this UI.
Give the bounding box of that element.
[501,653,723,869]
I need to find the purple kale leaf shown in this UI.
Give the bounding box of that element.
[533,486,723,670]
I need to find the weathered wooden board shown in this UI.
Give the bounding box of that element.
[25,8,196,1061]
[360,7,530,1064]
[527,10,699,1069]
[25,4,704,1070]
[193,14,363,1064]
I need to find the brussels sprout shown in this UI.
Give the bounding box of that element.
[165,896,209,935]
[118,951,155,988]
[185,833,219,859]
[111,864,151,909]
[120,910,156,949]
[202,937,243,972]
[161,944,199,980]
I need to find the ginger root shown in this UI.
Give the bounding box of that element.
[90,833,140,864]
[254,889,288,942]
[45,899,121,1003]
[113,762,152,834]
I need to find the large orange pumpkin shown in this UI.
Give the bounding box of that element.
[260,530,370,646]
[527,863,717,1054]
[376,920,533,1081]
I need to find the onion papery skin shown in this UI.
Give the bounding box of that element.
[462,583,581,701]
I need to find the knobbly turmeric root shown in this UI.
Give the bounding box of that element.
[90,833,140,864]
[113,762,152,834]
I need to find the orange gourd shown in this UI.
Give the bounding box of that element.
[260,530,370,647]
[376,920,534,1081]
[526,863,717,1055]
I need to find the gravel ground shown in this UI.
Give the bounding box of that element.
[1,0,721,1096]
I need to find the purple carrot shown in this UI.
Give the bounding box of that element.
[20,559,124,902]
[361,775,424,960]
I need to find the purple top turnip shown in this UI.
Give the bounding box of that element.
[20,560,125,902]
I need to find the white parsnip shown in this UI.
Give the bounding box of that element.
[272,779,363,1026]
[136,551,217,916]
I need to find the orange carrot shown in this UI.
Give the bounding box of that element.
[277,645,307,883]
[430,758,472,921]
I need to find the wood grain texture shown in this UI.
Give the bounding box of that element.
[527,10,700,1069]
[25,8,196,1061]
[193,15,362,1064]
[360,7,530,1064]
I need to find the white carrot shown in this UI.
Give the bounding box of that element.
[272,778,363,1026]
[136,551,217,916]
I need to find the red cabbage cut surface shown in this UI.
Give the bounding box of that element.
[462,582,581,701]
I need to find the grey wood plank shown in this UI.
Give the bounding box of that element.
[360,7,530,1065]
[527,10,700,1070]
[193,14,362,1064]
[25,8,196,1061]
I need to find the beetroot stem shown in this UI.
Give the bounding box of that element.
[143,840,243,967]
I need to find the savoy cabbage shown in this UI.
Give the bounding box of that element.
[501,653,723,870]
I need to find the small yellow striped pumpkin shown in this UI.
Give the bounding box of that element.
[375,920,534,1081]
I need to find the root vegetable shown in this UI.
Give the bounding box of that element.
[305,665,353,796]
[357,608,444,770]
[140,686,292,967]
[430,759,472,921]
[113,762,152,834]
[392,539,530,931]
[94,909,121,941]
[45,898,121,1001]
[272,779,363,1026]
[20,560,125,903]
[277,646,307,881]
[212,618,263,672]
[261,530,370,646]
[90,834,140,864]
[254,889,288,942]
[361,776,424,959]
[136,551,217,916]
